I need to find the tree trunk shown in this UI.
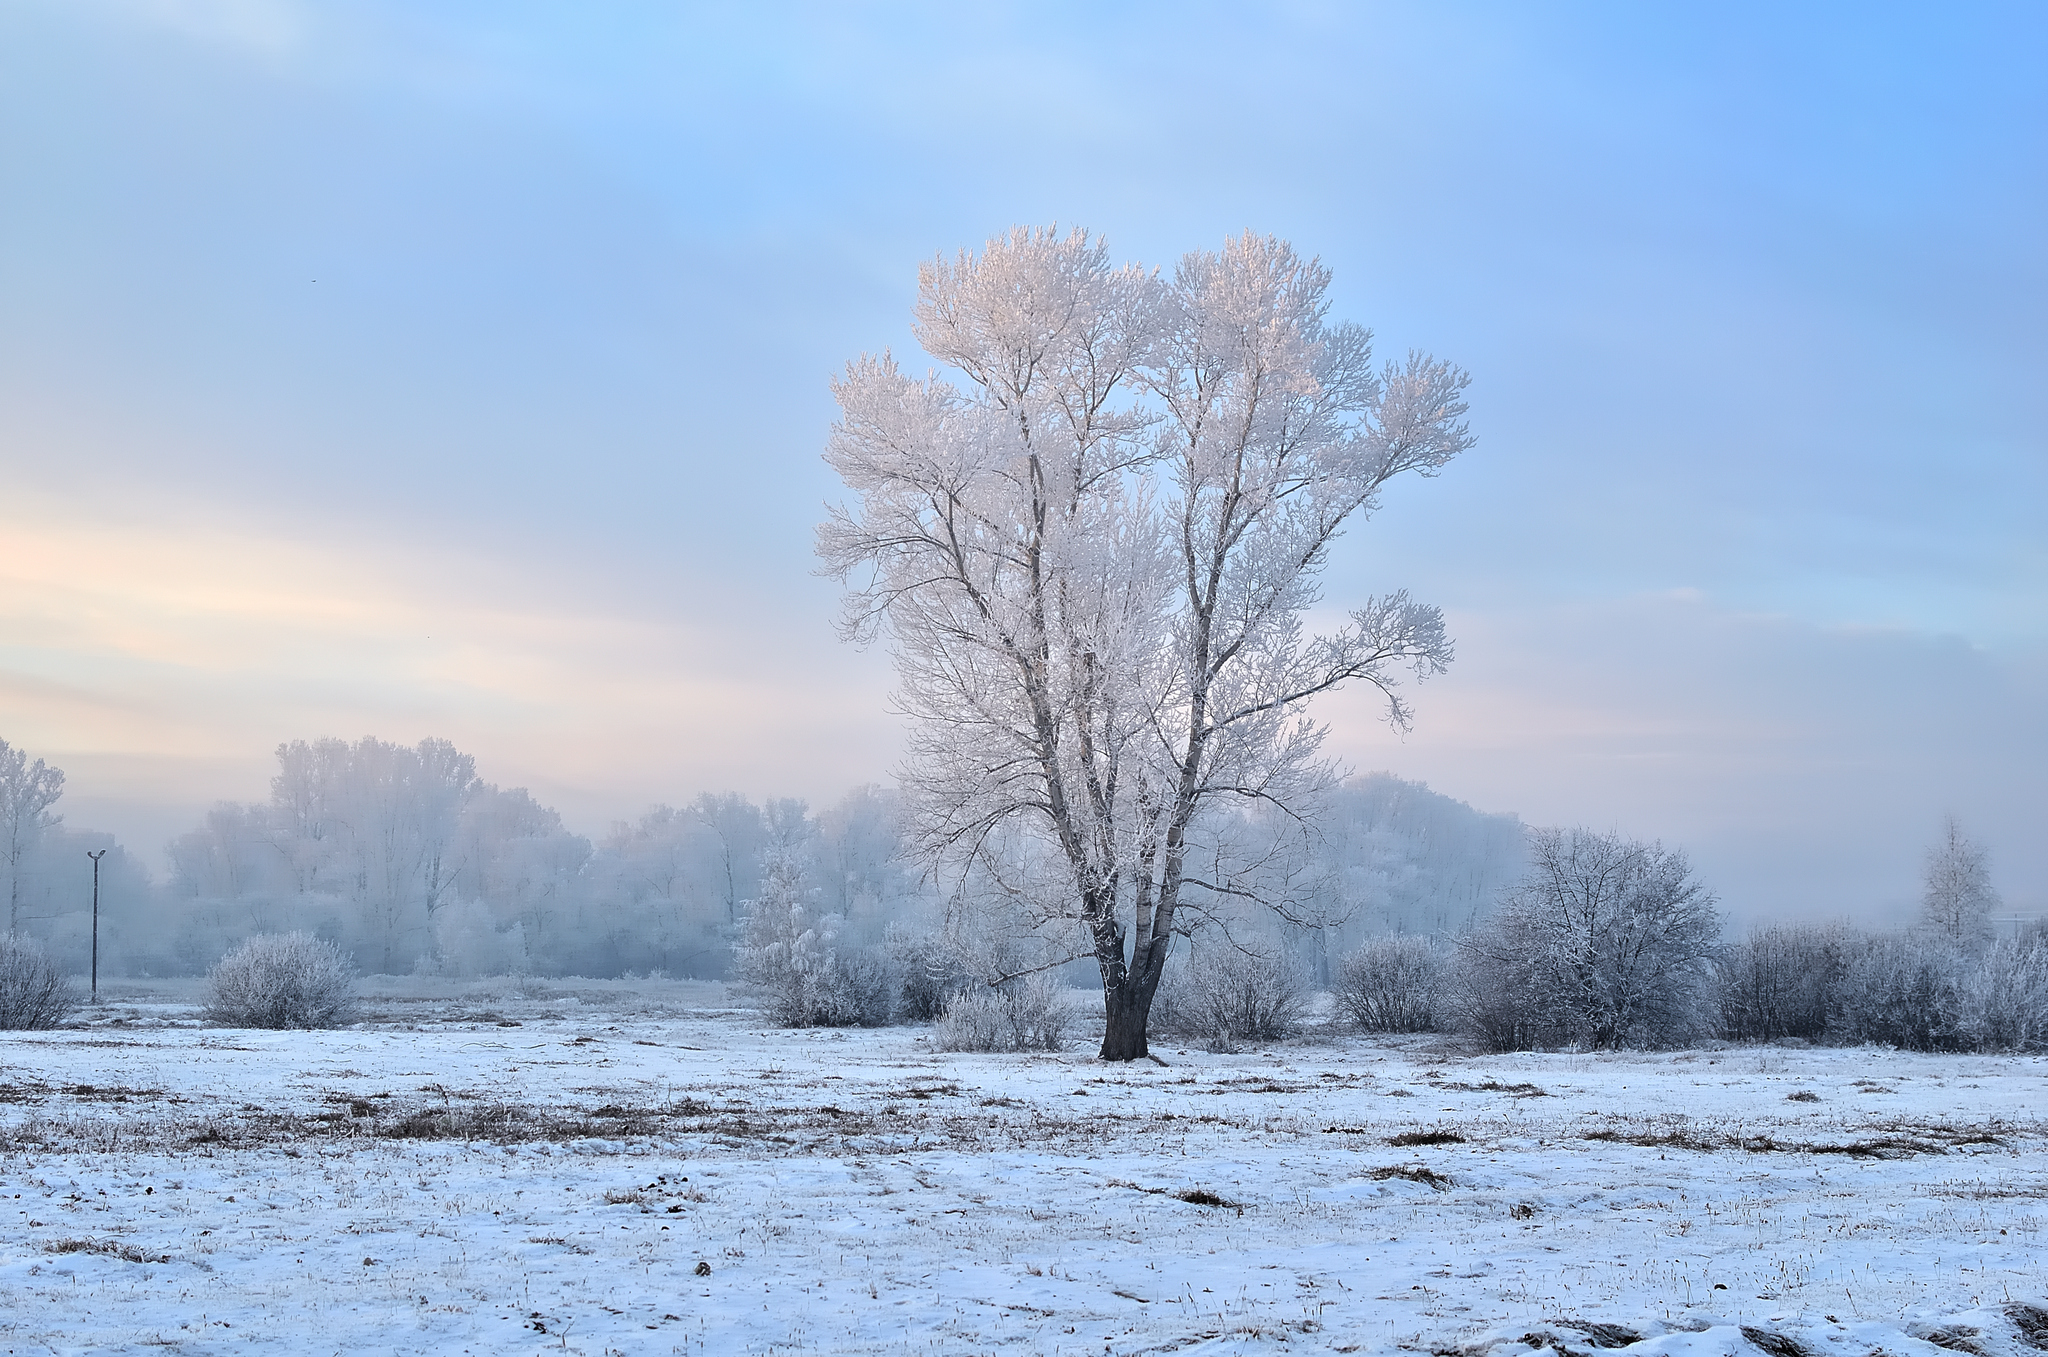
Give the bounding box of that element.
[1099,977,1154,1061]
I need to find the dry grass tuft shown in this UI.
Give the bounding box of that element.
[1389,1129,1466,1147]
[1741,1327,1816,1357]
[2008,1305,2048,1352]
[44,1237,169,1264]
[1174,1187,1240,1209]
[1911,1324,1987,1354]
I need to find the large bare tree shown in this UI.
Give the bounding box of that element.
[820,228,1471,1059]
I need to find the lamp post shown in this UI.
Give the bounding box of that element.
[87,849,106,1004]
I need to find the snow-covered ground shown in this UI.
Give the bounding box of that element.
[2,978,2044,1356]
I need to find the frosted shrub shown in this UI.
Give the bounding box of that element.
[735,850,896,1027]
[1715,923,1849,1042]
[1966,931,2048,1051]
[206,932,359,1029]
[887,922,969,1022]
[0,933,79,1030]
[1711,924,2042,1053]
[742,939,897,1028]
[1145,955,1196,1037]
[1173,944,1310,1049]
[1441,927,1543,1052]
[1335,935,1441,1033]
[1827,932,1969,1052]
[822,947,898,1027]
[1450,829,1719,1051]
[934,974,1068,1052]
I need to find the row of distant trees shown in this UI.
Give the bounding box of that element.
[4,729,2034,1051]
[0,734,1523,984]
[158,739,922,979]
[728,813,2041,1055]
[1325,819,2038,1053]
[0,739,147,961]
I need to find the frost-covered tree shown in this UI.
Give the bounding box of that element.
[1921,815,1998,946]
[165,737,591,975]
[442,784,588,972]
[1452,828,1720,1050]
[687,792,770,927]
[820,227,1471,1059]
[0,738,65,934]
[814,784,914,925]
[266,738,481,972]
[590,804,739,977]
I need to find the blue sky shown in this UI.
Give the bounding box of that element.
[2,0,2042,923]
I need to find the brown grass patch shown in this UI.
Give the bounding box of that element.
[1388,1129,1466,1147]
[44,1237,169,1264]
[2007,1305,2048,1352]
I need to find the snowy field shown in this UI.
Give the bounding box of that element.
[2,979,2045,1357]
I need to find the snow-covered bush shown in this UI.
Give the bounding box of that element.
[1162,943,1310,1049]
[735,849,895,1027]
[1712,923,2042,1053]
[742,935,896,1028]
[1439,932,1540,1053]
[1963,931,2048,1051]
[825,948,898,1027]
[1715,923,1849,1042]
[1826,932,1969,1052]
[1334,935,1441,1033]
[934,974,1068,1052]
[0,933,79,1030]
[1144,954,1196,1037]
[206,931,359,1029]
[1822,927,2048,1053]
[1450,829,1719,1051]
[887,922,969,1022]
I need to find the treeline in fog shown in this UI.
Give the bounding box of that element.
[1321,819,2043,1054]
[0,735,1523,985]
[155,738,924,980]
[1,739,152,968]
[7,732,2035,1051]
